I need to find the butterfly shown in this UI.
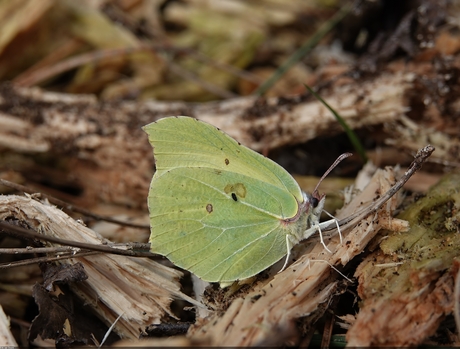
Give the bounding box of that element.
[143,116,348,283]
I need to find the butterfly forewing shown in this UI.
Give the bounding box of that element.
[143,117,304,203]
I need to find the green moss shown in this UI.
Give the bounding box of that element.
[359,173,460,300]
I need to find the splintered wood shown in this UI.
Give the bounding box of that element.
[0,195,200,339]
[0,305,17,346]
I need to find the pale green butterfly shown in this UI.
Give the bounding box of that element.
[143,116,348,283]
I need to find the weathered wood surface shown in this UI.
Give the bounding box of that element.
[0,69,413,209]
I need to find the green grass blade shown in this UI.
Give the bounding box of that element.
[254,4,351,97]
[304,83,367,163]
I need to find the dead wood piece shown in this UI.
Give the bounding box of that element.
[0,70,410,208]
[347,172,460,346]
[386,115,460,167]
[348,271,453,347]
[0,195,200,339]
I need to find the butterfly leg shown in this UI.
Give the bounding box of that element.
[279,234,297,273]
[280,217,341,274]
[334,218,342,244]
[302,217,339,253]
[313,222,332,253]
[323,210,343,244]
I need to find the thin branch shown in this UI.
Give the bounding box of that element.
[0,246,79,254]
[0,250,100,269]
[326,144,435,231]
[0,221,154,257]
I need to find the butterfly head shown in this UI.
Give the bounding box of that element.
[303,190,325,225]
[305,152,352,222]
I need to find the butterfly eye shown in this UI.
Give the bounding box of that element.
[311,197,319,208]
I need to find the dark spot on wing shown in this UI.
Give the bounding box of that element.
[225,158,229,165]
[206,204,213,213]
[231,193,237,201]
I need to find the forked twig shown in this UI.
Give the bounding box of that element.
[326,144,435,232]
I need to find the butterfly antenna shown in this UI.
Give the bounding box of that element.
[313,152,353,194]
